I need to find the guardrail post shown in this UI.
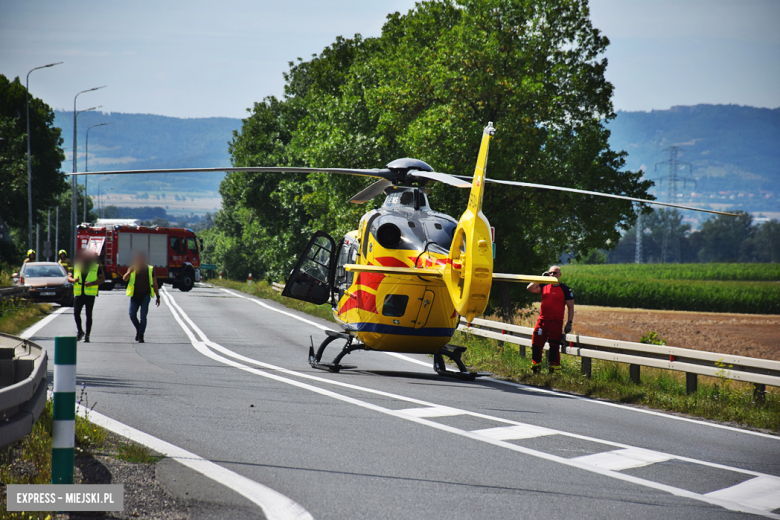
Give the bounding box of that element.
[629,364,640,385]
[52,336,77,484]
[686,373,698,395]
[581,356,591,378]
[754,383,766,404]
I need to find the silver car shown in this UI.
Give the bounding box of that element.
[13,262,74,307]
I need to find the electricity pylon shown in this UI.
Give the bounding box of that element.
[655,146,695,263]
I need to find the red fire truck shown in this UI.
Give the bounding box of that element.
[76,221,202,291]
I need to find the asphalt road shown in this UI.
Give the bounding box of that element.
[30,284,780,519]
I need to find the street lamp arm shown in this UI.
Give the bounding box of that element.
[26,62,64,249]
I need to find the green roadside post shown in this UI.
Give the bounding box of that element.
[52,336,77,484]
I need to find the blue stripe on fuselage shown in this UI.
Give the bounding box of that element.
[348,322,455,337]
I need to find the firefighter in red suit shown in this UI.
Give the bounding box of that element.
[526,265,574,374]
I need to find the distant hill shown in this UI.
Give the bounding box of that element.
[54,110,241,194]
[55,105,779,218]
[607,104,780,215]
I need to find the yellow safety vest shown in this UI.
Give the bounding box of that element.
[74,263,99,296]
[126,266,155,298]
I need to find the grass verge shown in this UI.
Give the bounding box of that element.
[0,298,52,336]
[457,331,780,432]
[215,278,779,433]
[210,279,336,323]
[1,393,161,519]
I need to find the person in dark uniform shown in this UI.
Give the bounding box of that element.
[23,249,36,265]
[123,251,160,343]
[68,251,105,343]
[526,265,575,374]
[58,249,73,274]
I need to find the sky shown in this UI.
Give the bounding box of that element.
[1,0,778,119]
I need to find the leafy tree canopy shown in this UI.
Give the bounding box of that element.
[0,74,66,231]
[212,0,652,314]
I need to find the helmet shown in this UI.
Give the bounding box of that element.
[59,249,67,256]
[27,249,35,257]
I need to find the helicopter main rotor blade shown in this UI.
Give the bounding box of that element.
[410,171,472,188]
[349,179,394,204]
[454,177,739,217]
[66,166,395,181]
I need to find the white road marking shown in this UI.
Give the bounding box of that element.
[165,288,780,518]
[397,406,464,418]
[471,424,556,441]
[19,306,69,339]
[705,475,780,512]
[76,404,314,520]
[219,288,779,442]
[26,298,312,520]
[571,448,673,471]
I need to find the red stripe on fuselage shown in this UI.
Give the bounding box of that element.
[355,272,384,290]
[338,289,378,315]
[408,256,450,268]
[374,256,410,268]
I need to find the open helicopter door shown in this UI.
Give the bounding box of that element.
[282,231,337,305]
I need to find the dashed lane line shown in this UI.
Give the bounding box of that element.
[167,288,780,518]
[219,287,780,442]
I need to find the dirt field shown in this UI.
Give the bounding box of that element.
[500,305,780,361]
[571,306,780,361]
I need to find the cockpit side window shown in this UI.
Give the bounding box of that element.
[423,219,456,251]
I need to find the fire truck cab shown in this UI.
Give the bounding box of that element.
[77,222,202,292]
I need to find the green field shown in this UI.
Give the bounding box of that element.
[562,264,780,314]
[565,263,780,281]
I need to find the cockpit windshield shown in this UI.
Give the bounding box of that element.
[422,219,456,251]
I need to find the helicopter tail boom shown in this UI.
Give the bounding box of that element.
[344,264,442,277]
[493,273,559,284]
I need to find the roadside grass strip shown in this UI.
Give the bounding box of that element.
[162,287,780,518]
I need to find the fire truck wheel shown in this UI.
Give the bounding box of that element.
[179,270,195,292]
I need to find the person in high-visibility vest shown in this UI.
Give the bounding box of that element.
[122,251,160,343]
[58,249,73,274]
[68,251,105,343]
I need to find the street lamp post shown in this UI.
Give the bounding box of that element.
[97,179,112,218]
[26,62,63,250]
[71,86,105,256]
[84,122,112,223]
[100,188,115,219]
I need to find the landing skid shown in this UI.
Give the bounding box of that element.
[433,345,484,381]
[308,330,362,373]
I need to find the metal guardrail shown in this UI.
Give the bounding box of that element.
[459,317,780,392]
[269,280,778,391]
[0,332,49,448]
[0,286,29,300]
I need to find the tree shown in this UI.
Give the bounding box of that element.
[0,75,66,230]
[693,211,753,262]
[221,0,653,317]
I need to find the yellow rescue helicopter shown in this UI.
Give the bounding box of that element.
[74,123,735,379]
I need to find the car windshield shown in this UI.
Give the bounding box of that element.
[24,265,66,277]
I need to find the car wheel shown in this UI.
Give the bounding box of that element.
[179,270,194,292]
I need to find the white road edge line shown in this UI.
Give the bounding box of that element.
[74,402,313,520]
[28,301,313,520]
[181,291,778,477]
[168,289,778,518]
[220,288,779,441]
[19,306,69,339]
